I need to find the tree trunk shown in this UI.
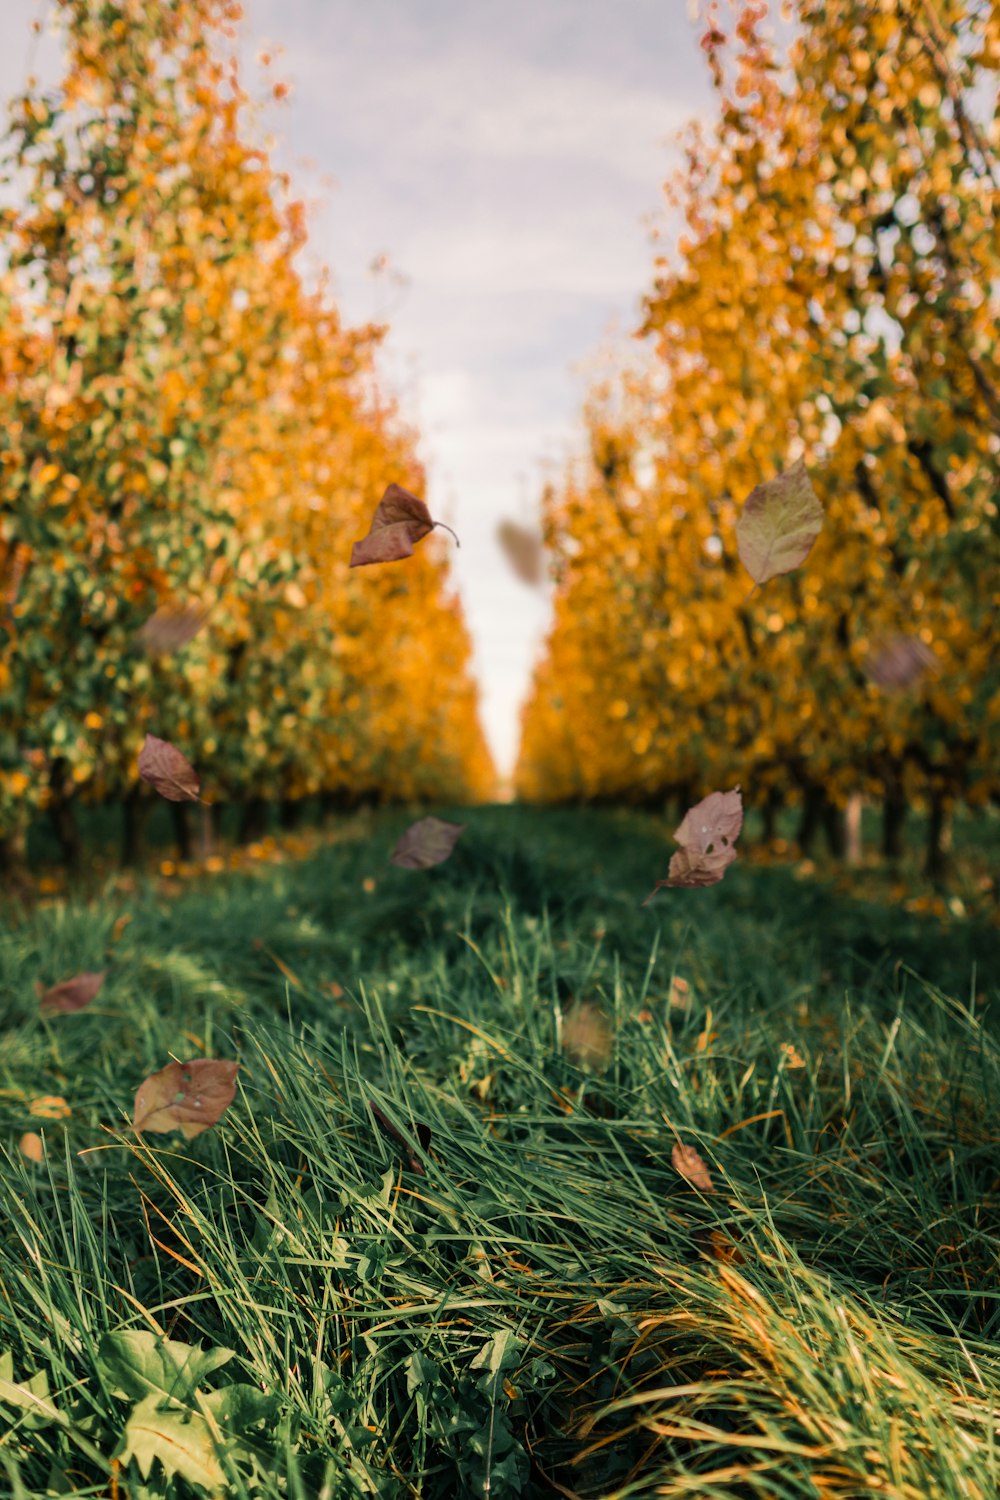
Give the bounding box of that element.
[171,802,192,861]
[121,788,150,867]
[761,786,782,843]
[238,796,268,844]
[49,797,81,870]
[925,791,953,882]
[279,797,302,831]
[199,803,215,860]
[822,799,846,859]
[0,825,29,885]
[882,780,907,861]
[797,785,824,855]
[845,793,863,866]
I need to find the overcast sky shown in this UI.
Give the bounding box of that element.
[0,0,715,778]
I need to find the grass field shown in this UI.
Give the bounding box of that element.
[2,806,999,1498]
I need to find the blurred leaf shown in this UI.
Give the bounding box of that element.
[497,520,544,587]
[35,970,106,1015]
[390,816,464,870]
[672,1141,715,1193]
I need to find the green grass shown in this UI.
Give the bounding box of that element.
[1,806,999,1498]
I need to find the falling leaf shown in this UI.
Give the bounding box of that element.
[672,1141,715,1193]
[496,520,544,587]
[669,976,691,1010]
[390,816,464,870]
[19,1132,44,1164]
[138,734,200,802]
[735,458,823,585]
[643,787,743,901]
[350,483,459,567]
[133,1059,238,1138]
[35,970,106,1015]
[134,604,207,655]
[864,634,939,692]
[368,1101,432,1174]
[562,1002,614,1070]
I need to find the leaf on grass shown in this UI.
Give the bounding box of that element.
[672,1141,715,1193]
[864,634,939,692]
[133,1059,238,1138]
[497,520,544,587]
[736,458,823,585]
[368,1100,432,1174]
[350,483,459,567]
[19,1132,44,1163]
[138,734,200,802]
[134,604,207,655]
[390,816,464,870]
[35,970,106,1015]
[643,787,743,901]
[562,1002,614,1070]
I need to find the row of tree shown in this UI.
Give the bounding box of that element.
[516,0,999,873]
[0,0,495,869]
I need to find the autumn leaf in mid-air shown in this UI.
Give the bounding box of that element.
[138,734,200,802]
[864,634,939,692]
[561,1002,614,1070]
[36,970,106,1015]
[133,1058,239,1138]
[643,787,743,902]
[736,458,823,586]
[497,520,544,587]
[350,483,459,567]
[134,603,207,655]
[389,816,464,870]
[672,1141,715,1194]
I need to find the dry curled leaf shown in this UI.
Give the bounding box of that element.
[138,734,200,802]
[133,1058,238,1138]
[36,970,106,1015]
[390,816,464,870]
[350,483,459,567]
[672,1141,715,1193]
[736,458,823,585]
[134,603,207,655]
[496,520,544,587]
[368,1100,432,1174]
[644,787,743,901]
[562,1002,614,1070]
[864,634,939,692]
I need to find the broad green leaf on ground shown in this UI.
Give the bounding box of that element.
[864,634,939,692]
[35,970,106,1015]
[735,458,823,585]
[137,734,200,802]
[390,816,464,869]
[497,520,544,587]
[118,1394,227,1491]
[0,1352,61,1429]
[350,483,460,567]
[132,1058,238,1137]
[672,1141,715,1193]
[134,604,207,655]
[644,787,743,901]
[99,1331,235,1404]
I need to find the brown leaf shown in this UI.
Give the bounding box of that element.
[562,1002,614,1070]
[368,1100,432,1174]
[864,634,939,692]
[134,603,207,655]
[672,1141,715,1193]
[36,970,106,1015]
[133,1058,238,1138]
[735,458,823,585]
[138,734,200,802]
[350,483,459,567]
[390,816,464,870]
[643,788,743,901]
[20,1132,44,1164]
[496,520,544,587]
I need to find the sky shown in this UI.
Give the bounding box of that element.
[0,0,716,778]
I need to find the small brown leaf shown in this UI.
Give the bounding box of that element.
[864,634,939,692]
[350,483,459,567]
[496,520,544,587]
[36,970,106,1015]
[736,458,823,585]
[134,604,207,655]
[138,734,200,802]
[368,1101,432,1174]
[20,1132,44,1164]
[390,816,464,870]
[29,1095,71,1119]
[672,1141,715,1193]
[644,788,743,901]
[562,1002,614,1070]
[133,1058,238,1138]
